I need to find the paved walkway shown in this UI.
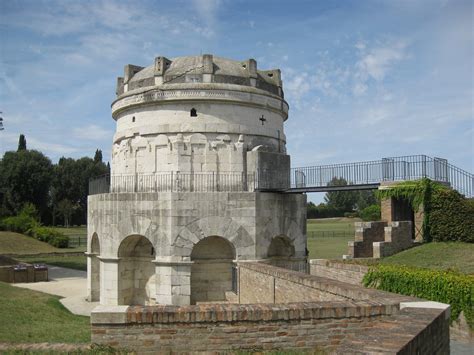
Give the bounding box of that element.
[13,264,98,316]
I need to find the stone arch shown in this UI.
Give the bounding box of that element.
[173,216,254,260]
[260,216,306,258]
[190,236,236,304]
[117,235,156,305]
[110,215,165,254]
[268,235,295,258]
[89,233,101,302]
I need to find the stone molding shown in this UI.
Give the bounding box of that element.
[112,87,289,119]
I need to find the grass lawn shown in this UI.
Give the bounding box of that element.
[19,255,87,271]
[307,217,360,233]
[0,281,90,343]
[306,217,359,259]
[51,226,87,236]
[379,242,474,274]
[0,231,85,255]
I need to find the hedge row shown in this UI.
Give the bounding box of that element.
[363,264,473,329]
[429,190,474,243]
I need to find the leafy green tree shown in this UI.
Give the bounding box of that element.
[51,155,108,225]
[17,134,27,151]
[324,177,359,212]
[355,190,378,211]
[0,150,53,219]
[56,199,77,227]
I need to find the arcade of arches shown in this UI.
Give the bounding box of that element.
[88,233,297,306]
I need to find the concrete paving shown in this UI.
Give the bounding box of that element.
[13,264,98,316]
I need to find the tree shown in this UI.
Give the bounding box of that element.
[17,134,27,151]
[94,149,103,163]
[51,155,108,225]
[0,150,53,219]
[324,177,359,212]
[56,199,77,227]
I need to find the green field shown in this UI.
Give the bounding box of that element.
[0,281,90,343]
[50,226,87,236]
[0,231,85,255]
[307,218,359,259]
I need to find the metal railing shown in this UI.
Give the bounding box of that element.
[89,170,290,195]
[89,155,473,197]
[290,155,473,197]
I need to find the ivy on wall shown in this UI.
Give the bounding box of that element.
[375,178,473,243]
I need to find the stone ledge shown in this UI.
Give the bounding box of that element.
[91,301,399,326]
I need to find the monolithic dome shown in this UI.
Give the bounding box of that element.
[87,54,307,306]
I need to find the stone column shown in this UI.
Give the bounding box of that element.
[154,257,193,306]
[85,252,100,302]
[98,257,120,305]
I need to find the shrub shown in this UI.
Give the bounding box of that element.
[359,204,381,221]
[363,264,473,329]
[0,203,39,234]
[31,227,69,248]
[429,189,474,243]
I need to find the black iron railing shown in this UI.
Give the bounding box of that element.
[89,170,290,195]
[290,155,473,197]
[89,155,473,197]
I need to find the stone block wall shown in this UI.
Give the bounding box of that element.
[373,221,413,258]
[348,221,413,259]
[191,261,233,303]
[88,191,306,306]
[348,221,387,258]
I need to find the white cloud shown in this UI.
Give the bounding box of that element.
[356,40,408,81]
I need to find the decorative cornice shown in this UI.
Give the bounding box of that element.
[112,87,289,119]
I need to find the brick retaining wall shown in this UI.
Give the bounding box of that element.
[91,262,451,353]
[309,259,369,285]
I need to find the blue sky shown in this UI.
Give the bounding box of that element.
[1,0,473,189]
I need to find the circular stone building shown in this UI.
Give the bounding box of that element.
[87,54,307,306]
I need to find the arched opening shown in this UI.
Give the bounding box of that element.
[191,236,235,304]
[118,235,156,305]
[268,235,295,258]
[90,233,100,302]
[190,108,197,117]
[267,235,297,270]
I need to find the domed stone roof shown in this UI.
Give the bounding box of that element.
[118,54,283,98]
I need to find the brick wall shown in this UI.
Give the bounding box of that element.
[309,259,368,285]
[91,301,449,353]
[90,263,451,352]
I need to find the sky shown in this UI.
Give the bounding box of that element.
[0,0,473,202]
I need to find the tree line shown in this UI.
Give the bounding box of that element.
[0,134,109,226]
[308,177,380,220]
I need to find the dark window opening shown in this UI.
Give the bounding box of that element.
[267,73,274,77]
[132,116,136,122]
[190,108,197,117]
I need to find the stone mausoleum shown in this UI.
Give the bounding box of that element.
[87,54,307,306]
